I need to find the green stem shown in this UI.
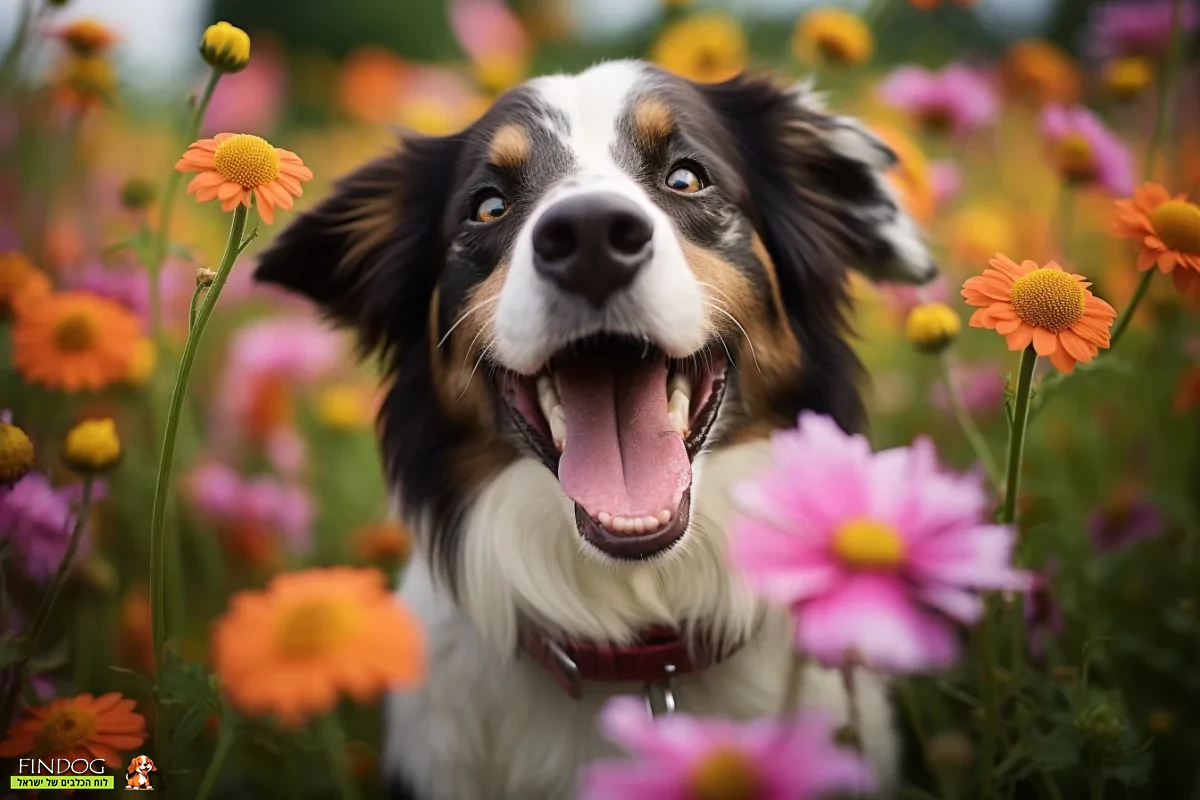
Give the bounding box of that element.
[978,601,1000,799]
[1109,271,1154,349]
[841,664,864,753]
[318,714,362,800]
[188,283,205,331]
[147,68,222,341]
[1001,347,1039,526]
[194,716,237,800]
[0,0,34,91]
[1089,772,1106,800]
[149,204,248,765]
[938,353,1002,491]
[0,477,95,728]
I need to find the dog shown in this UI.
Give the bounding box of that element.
[124,755,155,790]
[255,60,936,800]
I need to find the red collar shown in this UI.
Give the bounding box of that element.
[519,625,733,698]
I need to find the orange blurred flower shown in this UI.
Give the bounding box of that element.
[118,587,153,674]
[0,693,146,768]
[213,567,425,726]
[12,292,140,393]
[1003,39,1082,106]
[52,54,117,111]
[792,8,873,67]
[1113,183,1200,294]
[175,133,313,225]
[0,252,52,319]
[650,13,747,84]
[337,47,406,123]
[948,205,1017,267]
[871,125,934,225]
[962,254,1117,373]
[1175,366,1200,414]
[352,519,413,566]
[52,19,119,55]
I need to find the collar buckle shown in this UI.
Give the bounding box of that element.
[643,663,677,718]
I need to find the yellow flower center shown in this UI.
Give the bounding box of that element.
[1149,201,1200,255]
[213,134,281,189]
[53,311,99,353]
[0,422,35,483]
[1056,133,1096,183]
[35,707,97,755]
[273,597,364,659]
[687,747,764,800]
[1104,57,1152,97]
[833,518,905,570]
[1009,268,1086,332]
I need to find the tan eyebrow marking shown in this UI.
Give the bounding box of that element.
[632,96,675,149]
[488,123,530,167]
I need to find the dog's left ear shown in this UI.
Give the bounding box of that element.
[700,74,937,286]
[125,759,137,774]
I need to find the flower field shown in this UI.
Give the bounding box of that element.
[1,0,1198,797]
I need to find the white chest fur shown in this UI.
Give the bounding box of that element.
[383,561,899,800]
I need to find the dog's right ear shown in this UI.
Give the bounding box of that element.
[254,134,463,359]
[125,759,138,775]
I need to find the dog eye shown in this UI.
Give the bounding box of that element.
[665,164,704,194]
[474,194,508,223]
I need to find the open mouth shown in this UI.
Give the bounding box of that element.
[499,335,728,559]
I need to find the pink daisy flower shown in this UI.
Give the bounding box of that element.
[1041,105,1133,196]
[930,364,1006,415]
[878,64,998,136]
[185,462,313,554]
[731,413,1029,673]
[1087,0,1199,60]
[579,696,873,800]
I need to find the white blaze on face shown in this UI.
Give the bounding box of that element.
[492,60,707,376]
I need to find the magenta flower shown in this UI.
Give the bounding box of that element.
[0,473,99,583]
[731,413,1029,673]
[1087,0,1199,59]
[580,696,873,800]
[1087,493,1164,554]
[186,462,313,554]
[879,65,998,136]
[931,364,1006,415]
[1041,105,1133,195]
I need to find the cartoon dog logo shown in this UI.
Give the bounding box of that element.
[124,755,155,790]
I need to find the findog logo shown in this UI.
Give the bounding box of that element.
[10,757,114,791]
[124,755,155,791]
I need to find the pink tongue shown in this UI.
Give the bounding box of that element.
[556,359,691,522]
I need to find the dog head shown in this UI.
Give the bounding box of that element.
[127,755,155,775]
[256,61,934,650]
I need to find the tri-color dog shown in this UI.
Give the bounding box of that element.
[256,60,936,799]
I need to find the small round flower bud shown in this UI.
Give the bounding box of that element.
[905,302,962,353]
[120,178,157,210]
[1075,704,1123,754]
[196,268,217,287]
[0,414,36,485]
[199,22,251,74]
[62,418,121,474]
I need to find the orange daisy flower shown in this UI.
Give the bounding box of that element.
[12,292,141,393]
[352,519,413,566]
[0,252,52,319]
[962,254,1117,374]
[1113,183,1200,294]
[213,567,425,726]
[0,693,146,768]
[175,133,313,225]
[52,19,119,55]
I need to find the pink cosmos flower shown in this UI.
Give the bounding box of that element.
[579,696,873,800]
[0,473,103,583]
[879,65,998,136]
[185,462,313,553]
[449,0,531,91]
[1087,0,1199,60]
[1041,105,1133,196]
[930,160,962,208]
[931,364,1006,415]
[731,413,1029,673]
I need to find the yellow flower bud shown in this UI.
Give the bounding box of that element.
[125,337,158,386]
[199,21,251,74]
[905,302,962,353]
[62,418,121,474]
[0,418,36,485]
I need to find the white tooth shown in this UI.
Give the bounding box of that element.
[656,509,672,525]
[632,517,645,534]
[668,390,690,436]
[668,372,692,401]
[598,512,612,528]
[643,515,660,532]
[612,516,625,533]
[548,407,567,452]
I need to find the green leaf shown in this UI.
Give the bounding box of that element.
[1104,749,1153,787]
[168,703,214,756]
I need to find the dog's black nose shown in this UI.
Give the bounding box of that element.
[531,193,654,308]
